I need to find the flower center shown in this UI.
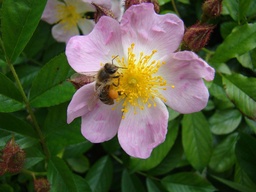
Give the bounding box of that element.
[57,4,81,30]
[113,43,167,118]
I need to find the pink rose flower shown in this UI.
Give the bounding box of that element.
[65,3,215,159]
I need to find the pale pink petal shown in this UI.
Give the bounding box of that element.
[83,0,112,9]
[118,98,168,159]
[111,0,123,21]
[77,19,95,35]
[81,102,122,143]
[65,16,124,73]
[67,82,95,124]
[42,0,64,24]
[66,0,96,13]
[158,51,215,114]
[52,22,79,43]
[120,3,184,60]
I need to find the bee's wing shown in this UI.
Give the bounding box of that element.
[68,72,97,89]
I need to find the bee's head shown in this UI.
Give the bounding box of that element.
[104,63,118,74]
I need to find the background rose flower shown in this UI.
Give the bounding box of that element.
[41,0,112,43]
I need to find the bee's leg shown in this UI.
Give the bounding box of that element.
[112,75,120,87]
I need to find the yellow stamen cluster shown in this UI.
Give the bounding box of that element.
[57,4,81,30]
[114,43,167,118]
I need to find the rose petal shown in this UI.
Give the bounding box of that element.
[81,101,122,143]
[83,0,112,9]
[111,0,123,21]
[120,3,184,60]
[65,0,95,13]
[118,98,168,159]
[65,16,124,73]
[52,22,79,43]
[42,0,64,24]
[158,51,215,113]
[67,82,96,124]
[77,19,95,36]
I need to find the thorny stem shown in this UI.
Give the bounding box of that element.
[0,38,50,161]
[171,0,180,17]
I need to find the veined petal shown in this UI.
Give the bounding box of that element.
[65,16,124,73]
[118,98,168,159]
[52,22,79,43]
[81,102,122,143]
[42,0,64,24]
[77,19,95,36]
[158,51,215,113]
[67,82,95,124]
[120,3,184,60]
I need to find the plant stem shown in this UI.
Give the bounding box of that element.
[22,169,47,178]
[9,63,50,160]
[111,154,123,164]
[0,38,50,161]
[171,0,180,17]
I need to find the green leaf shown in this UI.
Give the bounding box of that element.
[66,156,90,173]
[63,141,93,158]
[168,107,180,121]
[209,109,242,135]
[245,117,256,134]
[24,21,51,58]
[162,172,215,192]
[148,136,183,175]
[237,48,256,70]
[48,156,90,192]
[43,103,85,155]
[158,0,170,6]
[222,74,256,120]
[30,53,75,108]
[146,178,164,192]
[73,175,92,192]
[210,23,256,65]
[0,184,14,192]
[210,175,255,192]
[85,156,113,192]
[24,146,44,169]
[223,0,253,22]
[2,0,47,62]
[9,65,41,90]
[220,21,237,39]
[129,119,179,171]
[121,169,146,192]
[182,112,213,171]
[0,113,37,138]
[209,75,234,109]
[0,72,24,112]
[235,163,256,190]
[209,133,238,172]
[235,133,256,183]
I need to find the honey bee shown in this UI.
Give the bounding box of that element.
[95,63,121,105]
[69,56,122,105]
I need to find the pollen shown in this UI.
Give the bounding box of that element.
[57,4,81,30]
[113,43,167,118]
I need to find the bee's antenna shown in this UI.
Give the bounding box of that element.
[111,55,119,64]
[111,55,127,69]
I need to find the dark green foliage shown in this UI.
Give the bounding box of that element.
[0,0,256,191]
